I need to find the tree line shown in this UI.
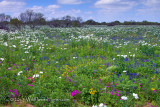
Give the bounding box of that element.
[0,9,159,31]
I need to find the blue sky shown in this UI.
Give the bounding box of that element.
[0,0,159,22]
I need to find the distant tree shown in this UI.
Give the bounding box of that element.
[0,13,11,22]
[61,15,72,27]
[0,13,11,31]
[107,21,121,26]
[84,19,98,25]
[48,18,60,27]
[123,21,130,25]
[101,22,107,25]
[19,10,34,23]
[72,17,83,27]
[10,18,23,30]
[48,16,83,27]
[114,21,121,25]
[19,9,46,29]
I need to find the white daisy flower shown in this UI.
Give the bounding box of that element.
[133,93,139,99]
[99,103,107,107]
[123,70,127,73]
[121,96,128,100]
[32,74,39,78]
[18,71,23,75]
[25,51,29,53]
[73,57,77,59]
[4,42,8,46]
[0,58,4,61]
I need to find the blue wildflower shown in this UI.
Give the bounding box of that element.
[120,79,123,82]
[134,86,137,90]
[129,75,131,80]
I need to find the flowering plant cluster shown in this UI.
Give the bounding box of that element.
[71,90,81,96]
[9,89,20,98]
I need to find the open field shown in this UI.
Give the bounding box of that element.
[0,25,160,107]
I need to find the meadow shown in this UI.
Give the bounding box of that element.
[0,25,160,107]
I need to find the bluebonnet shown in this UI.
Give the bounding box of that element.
[120,79,123,82]
[145,75,147,79]
[134,86,137,90]
[47,61,50,65]
[129,75,131,80]
[121,91,123,95]
[125,58,129,61]
[148,79,151,83]
[141,64,144,67]
[125,91,129,95]
[73,99,75,104]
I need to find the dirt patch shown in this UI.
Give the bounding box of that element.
[4,101,35,107]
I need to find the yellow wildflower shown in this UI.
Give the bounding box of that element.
[89,88,97,95]
[151,88,155,91]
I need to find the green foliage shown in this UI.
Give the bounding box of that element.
[0,26,160,107]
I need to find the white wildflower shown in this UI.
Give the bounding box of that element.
[73,57,77,59]
[4,42,8,46]
[117,54,120,56]
[123,70,127,73]
[133,93,139,99]
[32,74,39,78]
[121,96,128,100]
[39,71,43,74]
[133,54,135,57]
[123,55,127,58]
[26,41,29,44]
[0,58,4,61]
[12,45,16,48]
[99,103,107,107]
[25,51,29,53]
[18,71,23,76]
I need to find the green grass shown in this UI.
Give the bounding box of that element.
[0,25,160,107]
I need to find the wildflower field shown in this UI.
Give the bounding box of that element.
[0,25,160,107]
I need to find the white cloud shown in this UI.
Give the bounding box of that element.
[52,9,81,18]
[46,5,60,10]
[84,11,93,14]
[57,0,83,4]
[29,5,60,20]
[95,0,120,5]
[137,0,160,17]
[29,5,81,20]
[0,0,26,13]
[30,5,60,13]
[95,0,137,13]
[142,0,160,7]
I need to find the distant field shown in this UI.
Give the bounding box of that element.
[0,25,160,107]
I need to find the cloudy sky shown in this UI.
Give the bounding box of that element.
[0,0,159,22]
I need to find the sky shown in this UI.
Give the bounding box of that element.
[0,0,159,22]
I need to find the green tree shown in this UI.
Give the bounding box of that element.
[10,18,22,30]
